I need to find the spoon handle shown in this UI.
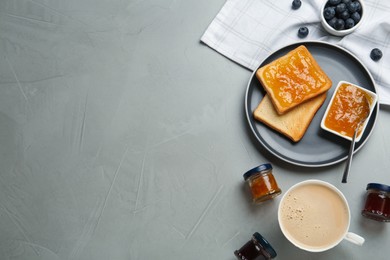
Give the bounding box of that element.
[342,128,358,183]
[342,96,370,183]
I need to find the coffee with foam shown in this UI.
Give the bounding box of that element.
[278,181,350,251]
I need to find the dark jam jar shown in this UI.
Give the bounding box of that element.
[243,164,281,203]
[234,232,277,260]
[361,183,390,222]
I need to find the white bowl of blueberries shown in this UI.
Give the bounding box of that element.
[321,0,364,36]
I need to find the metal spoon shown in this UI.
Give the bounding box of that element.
[342,97,370,183]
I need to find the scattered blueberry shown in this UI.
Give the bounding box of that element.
[370,48,383,61]
[345,18,355,29]
[351,12,361,23]
[324,7,336,20]
[292,0,301,9]
[335,19,345,30]
[298,27,309,38]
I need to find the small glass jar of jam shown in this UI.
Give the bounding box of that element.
[361,183,390,222]
[234,232,277,260]
[243,163,281,203]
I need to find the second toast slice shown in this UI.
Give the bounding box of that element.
[253,93,327,142]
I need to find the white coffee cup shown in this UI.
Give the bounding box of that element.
[278,179,364,252]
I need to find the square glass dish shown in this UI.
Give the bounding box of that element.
[320,81,377,142]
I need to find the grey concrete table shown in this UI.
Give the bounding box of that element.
[1,0,389,259]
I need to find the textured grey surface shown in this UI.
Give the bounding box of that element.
[0,0,390,259]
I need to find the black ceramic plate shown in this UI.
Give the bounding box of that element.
[245,41,378,167]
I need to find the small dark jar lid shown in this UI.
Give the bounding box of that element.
[243,163,273,181]
[366,183,390,192]
[234,232,277,260]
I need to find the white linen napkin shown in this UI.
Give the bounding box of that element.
[201,0,390,105]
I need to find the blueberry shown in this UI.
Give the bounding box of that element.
[340,10,350,20]
[354,1,361,11]
[351,12,361,23]
[327,17,338,28]
[298,27,309,38]
[335,19,345,30]
[345,18,355,29]
[370,48,383,61]
[328,0,341,5]
[342,0,351,4]
[292,0,301,9]
[324,7,336,20]
[347,1,359,12]
[336,3,347,13]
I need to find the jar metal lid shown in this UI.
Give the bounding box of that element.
[253,232,277,258]
[366,183,390,192]
[243,163,273,181]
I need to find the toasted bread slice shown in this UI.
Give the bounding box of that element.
[253,93,327,142]
[256,45,332,115]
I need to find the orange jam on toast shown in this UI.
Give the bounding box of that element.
[258,45,332,113]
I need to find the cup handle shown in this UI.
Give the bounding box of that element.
[344,232,365,246]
